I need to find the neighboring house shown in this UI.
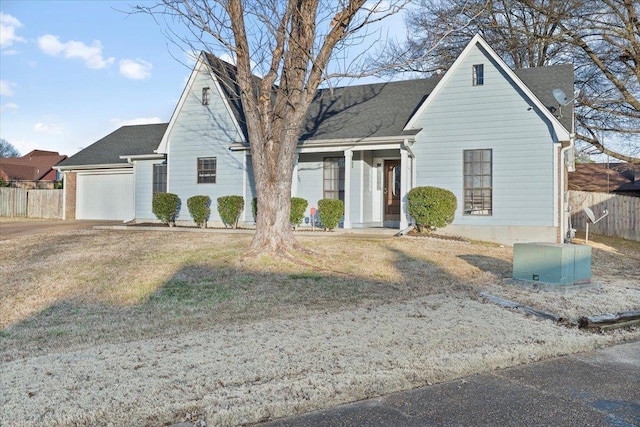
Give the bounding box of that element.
[0,150,67,189]
[56,34,575,244]
[569,163,639,197]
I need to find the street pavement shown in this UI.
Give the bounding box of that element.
[259,340,640,427]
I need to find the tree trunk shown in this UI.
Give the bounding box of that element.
[250,171,296,254]
[248,127,303,256]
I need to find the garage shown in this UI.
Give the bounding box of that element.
[76,170,134,220]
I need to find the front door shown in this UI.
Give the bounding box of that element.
[384,160,401,221]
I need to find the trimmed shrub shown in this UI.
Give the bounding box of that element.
[217,195,244,228]
[290,197,308,229]
[187,195,211,228]
[317,198,343,231]
[152,192,181,226]
[407,186,457,232]
[251,197,258,222]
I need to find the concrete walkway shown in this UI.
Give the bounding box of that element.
[259,340,640,427]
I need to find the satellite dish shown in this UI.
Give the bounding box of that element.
[583,207,596,223]
[552,88,568,105]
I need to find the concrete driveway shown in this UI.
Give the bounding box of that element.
[0,219,121,240]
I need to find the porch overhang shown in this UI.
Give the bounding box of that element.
[228,133,419,153]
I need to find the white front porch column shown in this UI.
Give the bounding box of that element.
[291,153,299,197]
[343,149,352,229]
[400,148,409,229]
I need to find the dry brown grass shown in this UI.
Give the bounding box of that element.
[0,228,638,426]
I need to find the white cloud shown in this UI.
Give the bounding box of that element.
[37,34,115,69]
[0,79,16,96]
[0,12,25,49]
[33,122,63,134]
[0,102,18,112]
[109,117,163,127]
[119,58,153,80]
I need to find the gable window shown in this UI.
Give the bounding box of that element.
[202,87,210,105]
[472,64,484,86]
[153,163,167,193]
[197,157,217,183]
[463,149,492,215]
[323,157,345,201]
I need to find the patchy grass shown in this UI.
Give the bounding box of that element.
[0,229,638,426]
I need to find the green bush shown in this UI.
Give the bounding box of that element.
[407,186,457,232]
[217,195,244,228]
[152,193,181,226]
[290,197,308,229]
[251,197,258,221]
[187,195,211,228]
[317,198,343,230]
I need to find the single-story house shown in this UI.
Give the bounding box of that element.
[0,150,67,189]
[56,34,576,244]
[569,163,639,197]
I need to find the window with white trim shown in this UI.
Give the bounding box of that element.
[472,64,484,86]
[202,87,210,105]
[323,157,345,201]
[463,149,492,215]
[197,157,216,183]
[153,163,167,193]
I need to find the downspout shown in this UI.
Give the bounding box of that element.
[397,138,416,236]
[123,157,136,224]
[559,133,575,242]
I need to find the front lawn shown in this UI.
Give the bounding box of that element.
[1,229,638,426]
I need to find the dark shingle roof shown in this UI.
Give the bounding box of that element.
[206,56,574,143]
[58,123,168,167]
[300,79,437,141]
[62,53,574,169]
[515,64,574,131]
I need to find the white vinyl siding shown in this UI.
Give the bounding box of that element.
[164,61,246,222]
[134,160,165,220]
[412,44,557,227]
[297,153,327,216]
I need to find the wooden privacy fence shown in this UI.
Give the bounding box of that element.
[568,190,639,241]
[0,188,63,219]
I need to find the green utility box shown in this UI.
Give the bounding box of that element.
[513,243,592,286]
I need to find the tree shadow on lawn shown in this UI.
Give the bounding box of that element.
[457,254,513,280]
[1,243,481,362]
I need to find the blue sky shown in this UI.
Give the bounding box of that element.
[0,1,196,157]
[0,1,407,158]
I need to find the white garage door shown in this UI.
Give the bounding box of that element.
[76,170,134,220]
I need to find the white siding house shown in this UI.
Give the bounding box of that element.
[56,35,575,244]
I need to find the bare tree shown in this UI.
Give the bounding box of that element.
[137,0,407,256]
[385,0,640,164]
[0,138,20,158]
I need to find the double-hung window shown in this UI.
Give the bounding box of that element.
[463,149,492,215]
[323,157,345,201]
[197,157,217,183]
[153,163,167,193]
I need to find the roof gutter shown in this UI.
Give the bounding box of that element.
[119,154,165,162]
[228,135,418,151]
[54,163,132,172]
